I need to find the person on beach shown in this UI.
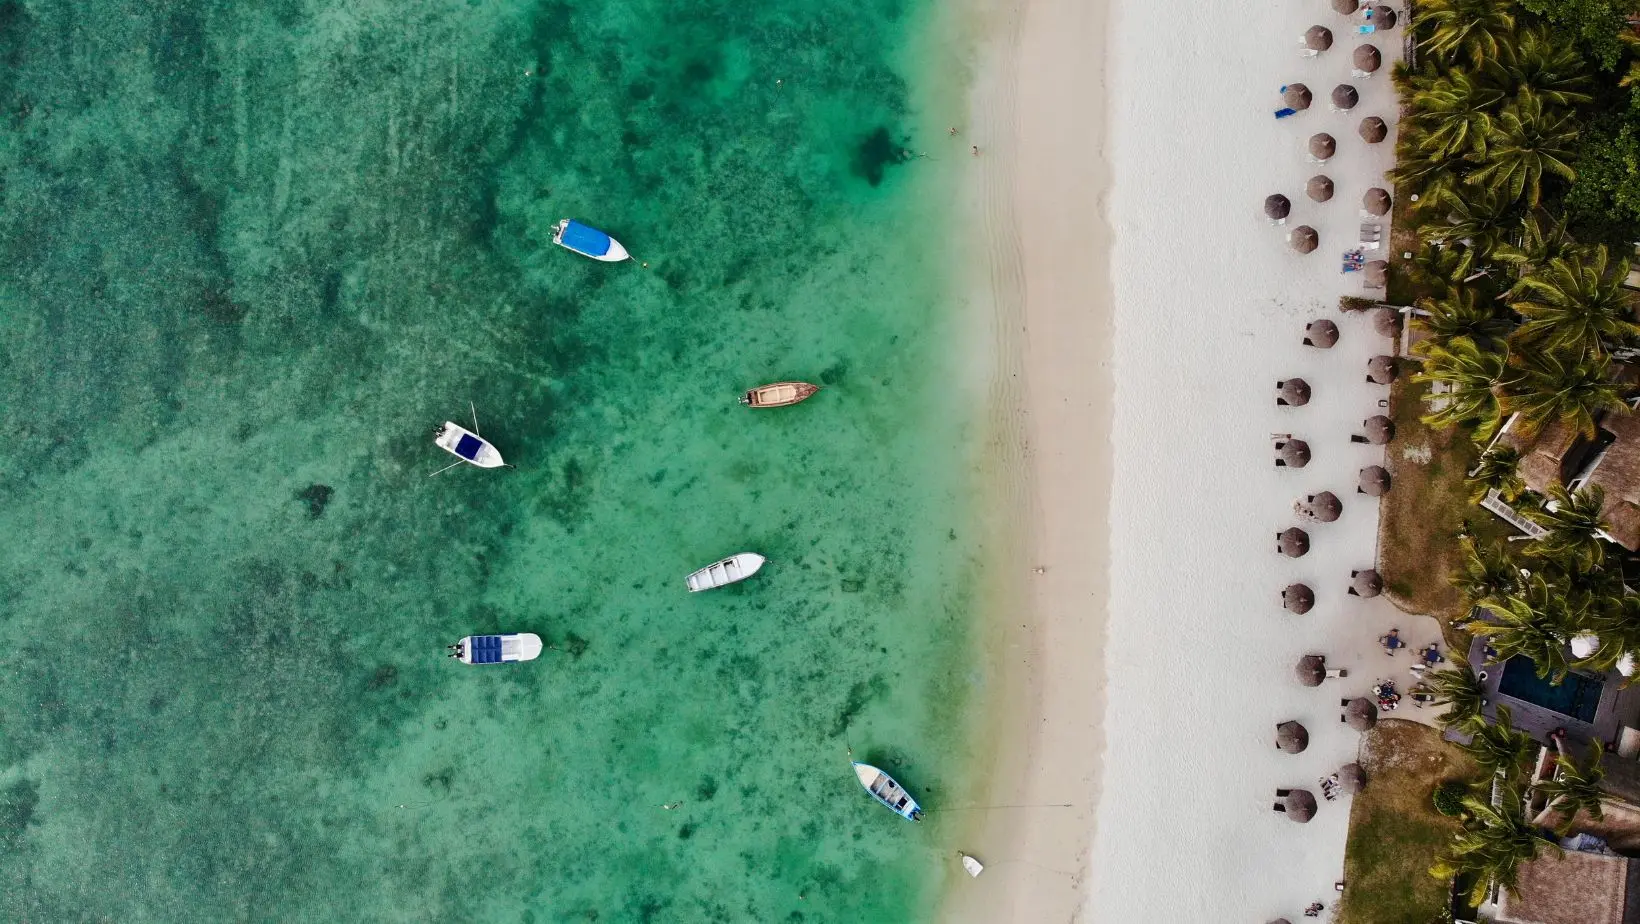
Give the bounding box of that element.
[949,126,958,136]
[971,145,979,156]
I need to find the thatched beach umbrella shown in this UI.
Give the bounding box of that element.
[1332,0,1359,13]
[1303,319,1338,348]
[1358,464,1390,495]
[1278,527,1311,558]
[1277,377,1312,406]
[1270,920,1295,924]
[1283,582,1315,614]
[1306,25,1334,52]
[1280,788,1318,823]
[1359,115,1388,143]
[1289,226,1319,254]
[1284,83,1313,110]
[1276,721,1310,754]
[1354,44,1381,73]
[1372,5,1396,29]
[1307,175,1335,202]
[1363,187,1392,216]
[1344,697,1378,731]
[1372,306,1401,338]
[1364,259,1388,288]
[1307,491,1342,522]
[1349,568,1383,598]
[1309,133,1336,161]
[1331,84,1358,110]
[1277,438,1311,469]
[1363,415,1394,444]
[1265,193,1292,221]
[1339,762,1367,794]
[1367,354,1397,384]
[1295,654,1326,686]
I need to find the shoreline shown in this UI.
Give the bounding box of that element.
[935,0,1114,919]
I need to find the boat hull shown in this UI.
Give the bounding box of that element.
[852,762,923,821]
[455,633,543,665]
[740,382,820,408]
[686,553,766,592]
[553,219,630,262]
[435,422,505,468]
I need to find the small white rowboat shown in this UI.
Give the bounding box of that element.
[740,382,820,408]
[685,553,765,592]
[959,852,985,878]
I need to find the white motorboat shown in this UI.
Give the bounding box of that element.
[685,553,765,592]
[852,762,923,821]
[451,633,543,665]
[552,219,631,262]
[431,403,505,474]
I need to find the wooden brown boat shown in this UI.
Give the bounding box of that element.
[740,381,820,408]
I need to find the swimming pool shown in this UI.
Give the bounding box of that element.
[1497,656,1603,723]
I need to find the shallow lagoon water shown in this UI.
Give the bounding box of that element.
[0,1,988,920]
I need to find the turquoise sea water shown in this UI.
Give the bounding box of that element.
[0,1,989,921]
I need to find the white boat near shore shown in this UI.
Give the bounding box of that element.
[552,219,630,262]
[852,761,923,821]
[451,633,543,665]
[685,553,765,592]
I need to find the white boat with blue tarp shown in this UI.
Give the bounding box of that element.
[451,633,543,665]
[852,762,923,821]
[434,420,504,468]
[552,219,630,262]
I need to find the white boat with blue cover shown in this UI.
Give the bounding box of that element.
[852,762,923,821]
[453,633,543,665]
[685,553,765,592]
[553,219,630,262]
[434,421,504,468]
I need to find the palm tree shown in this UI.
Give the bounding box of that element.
[1465,90,1577,207]
[1508,246,1640,357]
[1475,580,1585,682]
[1531,740,1607,831]
[1467,445,1525,502]
[1489,28,1594,108]
[1455,537,1523,605]
[1413,288,1514,349]
[1417,0,1517,63]
[1410,67,1504,160]
[1459,705,1535,779]
[1419,186,1516,277]
[1413,336,1510,437]
[1501,348,1629,439]
[1527,482,1610,569]
[1391,138,1465,213]
[1432,785,1561,904]
[1405,242,1479,298]
[1424,655,1489,733]
[1491,210,1578,280]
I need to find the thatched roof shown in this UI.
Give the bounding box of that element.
[1332,0,1359,12]
[1283,83,1313,110]
[1278,438,1311,468]
[1304,319,1338,348]
[1290,225,1319,254]
[1338,762,1366,794]
[1496,850,1634,924]
[1278,527,1311,558]
[1278,377,1312,406]
[1307,175,1335,202]
[1371,306,1401,338]
[1358,465,1390,495]
[1308,133,1336,160]
[1367,354,1397,384]
[1359,115,1388,143]
[1283,583,1315,614]
[1331,84,1358,110]
[1265,193,1291,220]
[1344,697,1378,731]
[1364,259,1388,288]
[1569,410,1640,551]
[1282,788,1317,822]
[1306,25,1333,51]
[1295,654,1326,686]
[1307,491,1342,522]
[1363,187,1391,216]
[1354,44,1381,72]
[1276,721,1310,754]
[1372,6,1397,29]
[1363,415,1394,444]
[1350,568,1383,597]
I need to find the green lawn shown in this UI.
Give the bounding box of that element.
[1337,722,1480,924]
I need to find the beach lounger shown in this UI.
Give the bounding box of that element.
[1274,107,1298,119]
[1357,25,1375,34]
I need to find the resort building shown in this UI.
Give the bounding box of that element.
[1489,849,1640,924]
[1496,407,1640,551]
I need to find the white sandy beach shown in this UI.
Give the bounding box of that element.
[938,0,1439,921]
